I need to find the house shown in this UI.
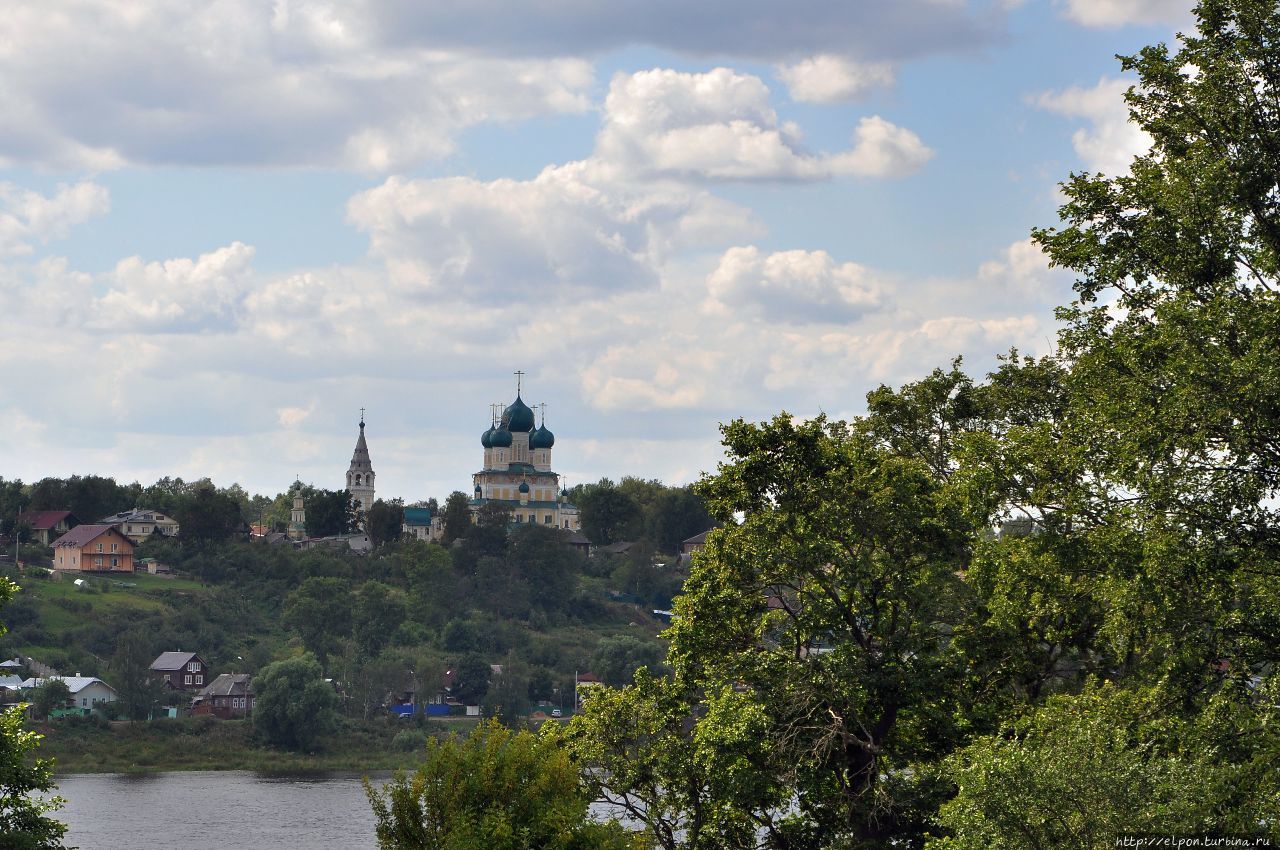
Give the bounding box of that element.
[681,530,711,555]
[100,507,180,544]
[15,511,79,546]
[402,506,438,542]
[21,675,118,715]
[560,530,591,554]
[50,525,135,573]
[150,651,210,691]
[597,541,636,556]
[191,673,254,719]
[574,672,604,708]
[138,557,173,575]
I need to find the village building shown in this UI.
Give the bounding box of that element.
[100,507,180,543]
[15,510,78,545]
[21,675,118,715]
[149,651,210,691]
[470,376,582,531]
[192,673,254,719]
[50,525,135,573]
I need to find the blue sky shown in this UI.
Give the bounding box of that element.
[0,0,1192,503]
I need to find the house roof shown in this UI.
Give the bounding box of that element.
[598,541,635,555]
[50,524,125,549]
[0,675,24,690]
[197,673,251,698]
[682,530,712,546]
[100,508,173,524]
[16,510,76,530]
[21,676,117,695]
[150,651,200,672]
[403,507,433,526]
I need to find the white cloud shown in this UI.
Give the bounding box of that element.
[0,182,110,257]
[0,3,593,172]
[597,68,931,181]
[706,246,884,322]
[1035,78,1150,174]
[278,404,315,429]
[346,166,762,298]
[91,242,257,332]
[777,55,896,103]
[1059,0,1192,27]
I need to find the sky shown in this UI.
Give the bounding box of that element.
[0,0,1194,504]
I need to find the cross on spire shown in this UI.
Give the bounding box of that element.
[359,407,365,426]
[538,402,547,426]
[514,370,525,394]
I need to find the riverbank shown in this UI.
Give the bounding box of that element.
[35,715,473,774]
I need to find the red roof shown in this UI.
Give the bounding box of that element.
[51,524,128,549]
[17,510,75,531]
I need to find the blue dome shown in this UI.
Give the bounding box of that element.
[501,394,535,433]
[530,424,555,449]
[490,426,513,448]
[518,481,530,493]
[481,425,496,448]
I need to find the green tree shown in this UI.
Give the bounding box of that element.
[931,683,1228,850]
[282,577,354,664]
[365,720,635,850]
[569,671,783,850]
[31,680,71,721]
[175,483,245,543]
[111,629,163,721]
[575,479,641,545]
[450,654,492,706]
[440,491,472,544]
[590,634,664,687]
[366,499,405,549]
[0,577,69,849]
[252,654,338,751]
[304,489,359,538]
[352,581,407,658]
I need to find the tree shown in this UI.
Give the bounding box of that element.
[111,629,163,721]
[176,483,245,543]
[932,683,1226,850]
[31,680,71,722]
[590,634,664,687]
[0,578,69,849]
[304,488,359,538]
[575,479,642,545]
[252,654,338,751]
[352,581,407,658]
[450,654,492,706]
[440,491,472,544]
[282,577,354,664]
[366,720,635,850]
[365,499,405,549]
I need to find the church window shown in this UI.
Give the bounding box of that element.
[544,515,552,524]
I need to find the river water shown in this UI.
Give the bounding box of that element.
[56,771,388,850]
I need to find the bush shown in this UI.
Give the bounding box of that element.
[390,729,428,752]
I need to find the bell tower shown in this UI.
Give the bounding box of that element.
[346,409,375,517]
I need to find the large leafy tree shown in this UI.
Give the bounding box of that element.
[366,720,635,850]
[252,654,338,751]
[282,577,354,665]
[0,578,69,849]
[112,629,164,721]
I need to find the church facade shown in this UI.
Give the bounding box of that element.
[471,382,581,531]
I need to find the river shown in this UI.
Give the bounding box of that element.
[55,771,387,850]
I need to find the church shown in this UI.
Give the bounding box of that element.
[471,377,581,531]
[320,378,580,539]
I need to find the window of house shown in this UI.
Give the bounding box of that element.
[163,674,170,682]
[184,674,192,685]
[96,543,103,552]
[111,557,119,567]
[195,675,203,685]
[95,557,103,567]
